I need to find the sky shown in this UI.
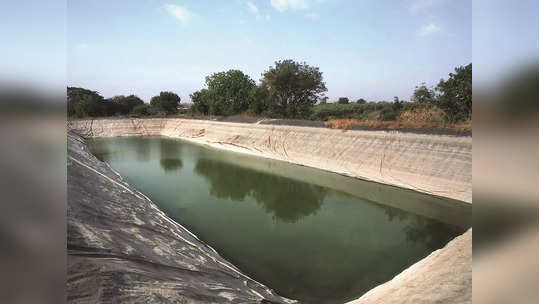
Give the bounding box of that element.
[66,0,472,103]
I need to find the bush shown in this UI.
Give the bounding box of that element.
[435,63,472,122]
[379,107,399,121]
[150,91,181,115]
[337,97,349,104]
[130,104,150,116]
[108,95,145,115]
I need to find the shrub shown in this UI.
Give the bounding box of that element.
[130,104,150,116]
[337,97,349,104]
[150,91,181,115]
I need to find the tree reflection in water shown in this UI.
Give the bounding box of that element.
[159,139,183,173]
[403,217,462,251]
[129,138,151,162]
[194,158,325,223]
[160,158,183,172]
[382,205,462,251]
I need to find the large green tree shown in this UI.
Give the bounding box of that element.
[411,83,436,104]
[260,60,327,118]
[190,89,210,115]
[205,70,257,115]
[109,95,145,114]
[435,63,472,122]
[337,97,349,104]
[190,70,259,116]
[67,87,105,117]
[150,91,181,115]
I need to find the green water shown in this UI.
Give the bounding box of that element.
[89,137,471,304]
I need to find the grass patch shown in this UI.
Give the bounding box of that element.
[325,118,472,131]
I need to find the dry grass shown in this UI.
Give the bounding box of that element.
[325,105,472,131]
[399,106,446,124]
[325,118,472,131]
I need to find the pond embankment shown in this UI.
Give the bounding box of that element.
[69,118,472,203]
[67,131,295,303]
[68,118,472,304]
[346,228,472,304]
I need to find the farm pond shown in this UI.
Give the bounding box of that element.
[89,137,471,304]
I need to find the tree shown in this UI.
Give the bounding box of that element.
[319,96,329,104]
[190,89,210,115]
[260,60,327,118]
[248,86,268,115]
[393,96,403,112]
[356,98,367,104]
[435,63,472,122]
[411,82,436,104]
[67,87,105,117]
[130,104,150,116]
[202,70,257,116]
[150,91,181,115]
[337,97,349,104]
[109,95,144,114]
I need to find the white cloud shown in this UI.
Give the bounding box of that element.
[265,14,271,20]
[270,0,309,11]
[247,1,259,14]
[78,43,88,49]
[164,4,193,25]
[418,23,440,36]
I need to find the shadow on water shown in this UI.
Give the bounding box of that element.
[194,157,325,223]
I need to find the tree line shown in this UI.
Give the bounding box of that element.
[68,60,471,123]
[67,87,182,118]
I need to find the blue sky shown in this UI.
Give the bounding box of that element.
[67,0,471,103]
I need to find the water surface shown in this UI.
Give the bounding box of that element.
[89,137,471,304]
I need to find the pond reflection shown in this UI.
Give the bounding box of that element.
[132,138,151,162]
[160,158,183,172]
[159,139,183,172]
[381,204,462,251]
[195,158,325,222]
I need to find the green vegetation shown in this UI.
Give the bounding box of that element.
[67,87,106,118]
[310,63,472,123]
[67,87,181,118]
[337,97,349,104]
[435,63,472,122]
[150,91,181,115]
[68,61,471,126]
[190,70,257,116]
[260,60,327,118]
[66,88,144,117]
